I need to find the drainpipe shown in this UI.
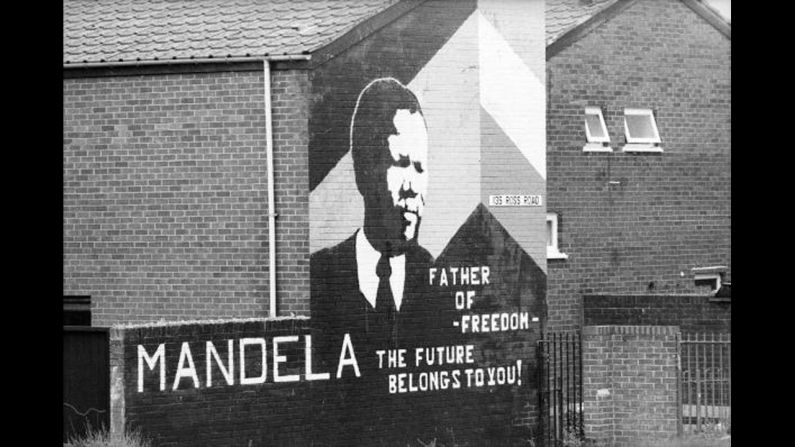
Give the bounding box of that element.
[64,54,311,318]
[263,59,277,318]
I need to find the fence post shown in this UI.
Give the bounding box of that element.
[537,337,544,447]
[109,328,126,437]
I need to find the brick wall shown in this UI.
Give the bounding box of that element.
[115,318,319,446]
[546,0,731,331]
[113,316,539,446]
[583,294,730,334]
[582,325,680,446]
[63,69,310,326]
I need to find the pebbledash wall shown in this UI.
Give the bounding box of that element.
[545,0,731,331]
[64,68,311,325]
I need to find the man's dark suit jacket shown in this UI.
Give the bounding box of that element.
[310,232,446,445]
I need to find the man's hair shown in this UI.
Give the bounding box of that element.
[350,78,424,194]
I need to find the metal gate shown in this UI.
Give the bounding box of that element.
[537,332,583,447]
[680,332,731,434]
[63,326,110,442]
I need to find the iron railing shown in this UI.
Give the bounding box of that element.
[679,332,731,434]
[537,332,583,447]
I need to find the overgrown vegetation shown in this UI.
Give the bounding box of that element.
[65,426,151,447]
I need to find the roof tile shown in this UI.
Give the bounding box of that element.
[64,0,399,64]
[66,0,666,65]
[545,0,619,45]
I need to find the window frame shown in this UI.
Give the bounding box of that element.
[584,106,611,145]
[546,213,568,260]
[622,108,662,145]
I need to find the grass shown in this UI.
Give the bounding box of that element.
[65,426,151,447]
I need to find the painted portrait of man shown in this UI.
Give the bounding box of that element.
[310,77,438,365]
[310,77,444,445]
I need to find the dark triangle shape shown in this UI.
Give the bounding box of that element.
[428,202,546,443]
[436,202,546,316]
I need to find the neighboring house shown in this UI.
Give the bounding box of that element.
[544,0,730,331]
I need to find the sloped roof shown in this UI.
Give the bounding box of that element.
[63,0,398,65]
[546,0,619,45]
[65,0,729,67]
[546,0,730,48]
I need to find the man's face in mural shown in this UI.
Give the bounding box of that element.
[384,110,428,246]
[351,78,429,256]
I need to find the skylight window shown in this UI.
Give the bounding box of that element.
[584,107,610,144]
[623,108,661,145]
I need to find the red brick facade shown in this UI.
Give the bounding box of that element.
[546,0,731,331]
[582,325,681,446]
[64,69,310,326]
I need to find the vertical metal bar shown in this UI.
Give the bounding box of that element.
[727,333,731,429]
[548,336,553,446]
[711,333,716,423]
[572,332,576,434]
[557,333,563,445]
[718,334,724,421]
[705,333,710,424]
[537,338,544,447]
[695,333,701,432]
[579,331,584,438]
[706,333,711,423]
[552,337,556,447]
[685,332,691,434]
[571,332,575,435]
[548,335,553,447]
[565,332,570,432]
[545,337,549,446]
[540,338,545,446]
[676,330,682,438]
[570,332,574,434]
[552,334,561,445]
[543,339,548,447]
[544,340,549,445]
[557,376,563,445]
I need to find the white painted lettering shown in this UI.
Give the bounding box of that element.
[173,342,200,390]
[273,336,300,383]
[239,338,267,385]
[137,344,165,392]
[336,333,360,378]
[305,335,330,381]
[206,340,234,388]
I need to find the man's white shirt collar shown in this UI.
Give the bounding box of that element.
[356,229,405,311]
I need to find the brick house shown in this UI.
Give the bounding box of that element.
[64,0,730,331]
[544,0,731,331]
[64,0,402,326]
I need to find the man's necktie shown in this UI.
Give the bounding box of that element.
[375,254,397,346]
